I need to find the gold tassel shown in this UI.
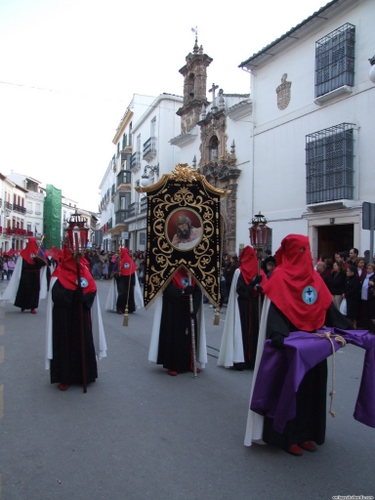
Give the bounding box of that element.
[123,307,129,327]
[213,308,220,326]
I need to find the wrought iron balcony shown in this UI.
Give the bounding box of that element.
[131,152,141,170]
[116,170,131,188]
[115,209,132,225]
[13,204,27,214]
[140,196,148,214]
[143,137,157,161]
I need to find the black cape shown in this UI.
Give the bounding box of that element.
[50,280,98,385]
[157,282,202,372]
[15,258,46,310]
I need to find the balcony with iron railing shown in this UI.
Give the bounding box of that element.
[13,204,27,214]
[4,201,12,211]
[140,196,148,214]
[127,202,138,218]
[143,137,157,161]
[116,170,131,189]
[115,209,133,225]
[131,152,141,170]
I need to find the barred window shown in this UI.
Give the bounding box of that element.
[306,123,354,204]
[315,23,355,98]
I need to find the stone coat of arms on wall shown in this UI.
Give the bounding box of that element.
[276,74,292,110]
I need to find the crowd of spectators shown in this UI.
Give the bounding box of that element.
[217,245,375,332]
[83,248,145,285]
[0,254,17,281]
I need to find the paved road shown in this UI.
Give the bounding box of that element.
[0,279,374,500]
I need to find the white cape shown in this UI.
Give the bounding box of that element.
[217,268,245,367]
[244,296,271,446]
[148,295,207,368]
[105,273,144,312]
[0,257,48,303]
[45,277,107,370]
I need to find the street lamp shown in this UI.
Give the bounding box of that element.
[249,212,270,317]
[64,211,89,253]
[64,210,90,393]
[249,211,270,262]
[369,55,375,85]
[140,164,159,187]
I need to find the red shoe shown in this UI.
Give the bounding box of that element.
[298,441,316,452]
[58,384,69,391]
[168,370,178,376]
[117,311,123,314]
[285,444,303,456]
[30,309,36,314]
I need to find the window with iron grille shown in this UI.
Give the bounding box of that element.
[315,23,355,98]
[306,123,354,204]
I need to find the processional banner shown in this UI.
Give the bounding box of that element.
[136,164,230,309]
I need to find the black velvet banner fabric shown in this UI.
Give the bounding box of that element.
[140,166,228,308]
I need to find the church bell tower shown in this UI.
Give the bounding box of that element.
[177,34,213,133]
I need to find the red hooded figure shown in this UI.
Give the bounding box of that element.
[49,245,99,391]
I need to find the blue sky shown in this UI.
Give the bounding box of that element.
[0,0,329,211]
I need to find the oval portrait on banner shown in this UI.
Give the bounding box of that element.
[166,209,203,251]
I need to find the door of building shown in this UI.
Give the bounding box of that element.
[317,224,353,260]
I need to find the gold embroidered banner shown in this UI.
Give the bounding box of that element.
[136,164,230,308]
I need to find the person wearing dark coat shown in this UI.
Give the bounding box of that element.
[343,265,361,328]
[224,253,240,295]
[327,260,347,309]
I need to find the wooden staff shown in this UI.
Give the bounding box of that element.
[76,253,87,393]
[188,273,198,379]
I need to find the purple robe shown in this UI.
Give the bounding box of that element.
[251,328,375,434]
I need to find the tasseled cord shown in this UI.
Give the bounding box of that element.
[213,308,220,326]
[313,331,347,418]
[123,305,129,327]
[123,277,131,327]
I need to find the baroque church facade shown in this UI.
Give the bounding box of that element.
[170,37,252,255]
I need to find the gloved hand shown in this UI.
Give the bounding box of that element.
[271,334,285,349]
[256,286,263,294]
[251,275,262,286]
[183,286,194,295]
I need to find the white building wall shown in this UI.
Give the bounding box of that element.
[246,0,375,258]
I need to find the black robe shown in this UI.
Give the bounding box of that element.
[235,272,260,369]
[15,258,46,310]
[263,302,352,448]
[115,274,136,313]
[344,274,361,320]
[157,283,202,372]
[50,280,98,385]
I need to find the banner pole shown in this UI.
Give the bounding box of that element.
[188,273,197,379]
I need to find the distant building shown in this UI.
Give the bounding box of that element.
[99,93,182,252]
[1,172,44,254]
